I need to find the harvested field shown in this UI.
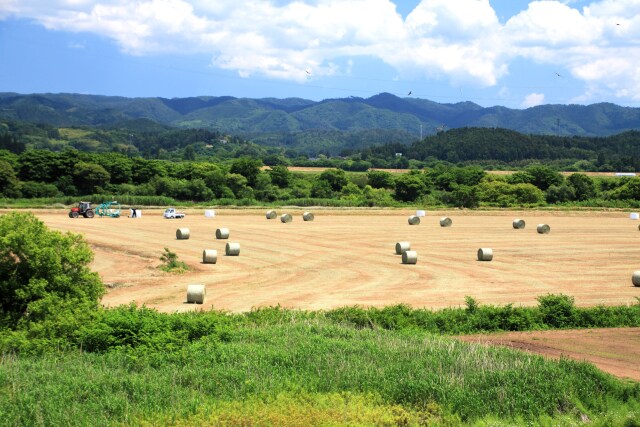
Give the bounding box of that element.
[18,209,640,313]
[459,328,640,381]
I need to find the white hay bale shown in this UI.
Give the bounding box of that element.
[281,213,293,223]
[395,241,411,255]
[633,271,640,287]
[266,210,277,219]
[416,210,426,217]
[402,250,418,264]
[225,242,241,256]
[176,228,190,240]
[215,227,230,239]
[202,249,218,264]
[186,284,206,304]
[408,215,421,225]
[477,248,493,261]
[512,219,526,229]
[537,224,551,234]
[630,212,639,220]
[205,210,216,218]
[439,217,452,227]
[303,212,315,221]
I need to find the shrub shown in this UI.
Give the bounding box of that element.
[0,212,104,332]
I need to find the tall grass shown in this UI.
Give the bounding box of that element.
[2,319,638,426]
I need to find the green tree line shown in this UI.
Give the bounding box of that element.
[2,148,640,208]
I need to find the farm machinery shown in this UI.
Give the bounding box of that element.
[68,201,121,218]
[95,201,121,218]
[68,201,95,218]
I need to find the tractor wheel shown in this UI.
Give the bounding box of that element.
[70,211,79,218]
[85,210,95,218]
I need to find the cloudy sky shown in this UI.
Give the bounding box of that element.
[1,0,638,108]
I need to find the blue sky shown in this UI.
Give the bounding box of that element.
[1,0,638,108]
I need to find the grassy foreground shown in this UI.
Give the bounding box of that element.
[1,316,639,426]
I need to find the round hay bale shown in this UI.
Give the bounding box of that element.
[186,284,206,304]
[266,210,277,219]
[216,227,230,239]
[280,213,293,223]
[202,249,218,264]
[630,212,639,220]
[537,224,551,234]
[402,250,418,264]
[638,224,640,231]
[512,219,526,229]
[395,241,410,255]
[439,217,452,227]
[477,248,493,261]
[632,271,640,287]
[408,215,421,225]
[225,242,241,256]
[416,210,426,217]
[303,212,315,221]
[176,228,190,240]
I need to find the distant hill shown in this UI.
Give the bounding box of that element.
[1,92,639,155]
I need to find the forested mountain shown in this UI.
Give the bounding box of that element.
[1,92,639,143]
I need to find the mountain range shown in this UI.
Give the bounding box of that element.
[1,92,639,155]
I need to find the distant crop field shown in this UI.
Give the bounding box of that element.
[24,208,640,313]
[283,166,638,177]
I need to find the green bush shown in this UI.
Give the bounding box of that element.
[0,212,104,331]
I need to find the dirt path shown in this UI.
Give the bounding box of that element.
[459,328,640,381]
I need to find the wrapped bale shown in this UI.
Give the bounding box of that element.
[266,210,277,219]
[633,271,640,287]
[402,250,418,264]
[439,217,452,227]
[416,210,426,217]
[186,284,206,304]
[176,228,190,240]
[303,212,315,221]
[408,215,421,225]
[395,241,411,255]
[216,228,230,239]
[477,248,493,261]
[281,213,293,223]
[226,242,241,256]
[202,249,218,264]
[512,219,526,229]
[537,224,551,234]
[204,210,215,218]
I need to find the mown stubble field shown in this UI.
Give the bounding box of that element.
[27,208,640,313]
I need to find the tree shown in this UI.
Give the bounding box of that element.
[230,157,262,187]
[394,174,427,202]
[367,170,395,189]
[523,165,564,191]
[448,185,479,208]
[0,159,22,197]
[268,165,292,188]
[318,168,348,192]
[567,173,596,201]
[0,212,104,329]
[73,161,111,194]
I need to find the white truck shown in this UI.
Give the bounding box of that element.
[163,208,185,219]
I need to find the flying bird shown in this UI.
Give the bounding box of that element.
[407,91,412,96]
[305,69,311,75]
[554,72,563,77]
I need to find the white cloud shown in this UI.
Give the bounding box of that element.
[521,93,545,108]
[2,0,640,103]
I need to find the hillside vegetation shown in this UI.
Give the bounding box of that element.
[2,92,640,155]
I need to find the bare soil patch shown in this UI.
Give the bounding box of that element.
[459,328,640,381]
